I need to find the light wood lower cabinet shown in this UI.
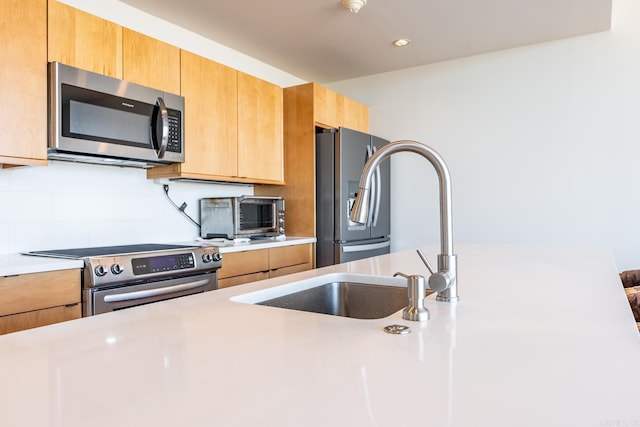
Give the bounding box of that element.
[217,244,313,289]
[0,269,81,335]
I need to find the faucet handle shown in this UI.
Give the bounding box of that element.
[416,249,453,293]
[416,248,435,275]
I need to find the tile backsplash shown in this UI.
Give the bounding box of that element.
[0,161,251,254]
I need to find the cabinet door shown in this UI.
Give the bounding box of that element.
[48,0,123,78]
[237,72,284,183]
[343,96,370,133]
[0,0,47,166]
[313,84,343,128]
[123,29,180,94]
[180,51,238,177]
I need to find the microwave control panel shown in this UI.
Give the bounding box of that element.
[166,109,182,153]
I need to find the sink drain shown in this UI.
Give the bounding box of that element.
[383,324,411,335]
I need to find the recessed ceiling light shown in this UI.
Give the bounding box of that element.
[393,39,411,47]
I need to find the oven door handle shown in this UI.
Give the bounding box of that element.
[103,279,210,303]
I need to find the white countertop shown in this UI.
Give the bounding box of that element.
[1,244,639,426]
[0,237,315,276]
[0,253,83,276]
[199,235,316,253]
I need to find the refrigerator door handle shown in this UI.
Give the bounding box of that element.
[342,240,391,253]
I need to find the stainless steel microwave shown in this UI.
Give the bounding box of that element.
[200,197,285,239]
[48,62,185,168]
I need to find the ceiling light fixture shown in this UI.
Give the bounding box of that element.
[342,0,367,14]
[393,38,411,47]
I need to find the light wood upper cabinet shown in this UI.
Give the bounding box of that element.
[313,84,344,129]
[148,51,238,179]
[237,72,284,182]
[312,84,369,132]
[123,29,180,94]
[148,51,284,185]
[182,51,238,178]
[0,0,48,166]
[49,4,180,91]
[48,0,123,78]
[254,82,369,237]
[342,96,370,133]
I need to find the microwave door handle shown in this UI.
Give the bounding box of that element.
[153,97,169,159]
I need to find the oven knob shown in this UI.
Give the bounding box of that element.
[212,252,222,262]
[202,253,213,263]
[94,265,108,277]
[111,263,124,275]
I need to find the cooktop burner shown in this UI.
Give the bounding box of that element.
[28,243,197,259]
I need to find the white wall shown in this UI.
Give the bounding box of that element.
[327,0,640,271]
[0,0,304,255]
[0,163,250,254]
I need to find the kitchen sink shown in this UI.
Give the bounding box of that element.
[232,273,410,319]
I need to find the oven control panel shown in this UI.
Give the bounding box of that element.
[84,246,222,288]
[131,253,195,275]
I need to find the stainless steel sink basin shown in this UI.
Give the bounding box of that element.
[257,281,408,319]
[232,273,411,320]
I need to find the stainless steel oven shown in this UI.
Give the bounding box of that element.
[27,244,221,316]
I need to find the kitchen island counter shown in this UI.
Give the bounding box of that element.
[0,244,638,426]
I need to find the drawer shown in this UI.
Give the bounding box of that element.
[269,262,312,278]
[0,269,81,316]
[269,244,311,270]
[218,249,269,279]
[0,304,81,335]
[218,271,269,289]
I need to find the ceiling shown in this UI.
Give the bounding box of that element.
[118,0,612,84]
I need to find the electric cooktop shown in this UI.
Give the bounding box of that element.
[27,243,198,259]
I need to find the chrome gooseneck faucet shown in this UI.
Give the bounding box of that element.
[349,140,459,310]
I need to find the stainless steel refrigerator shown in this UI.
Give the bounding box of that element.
[316,127,391,267]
